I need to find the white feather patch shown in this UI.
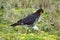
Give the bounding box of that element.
[33,25,38,30]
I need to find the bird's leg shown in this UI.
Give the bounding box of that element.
[26,28,29,34]
[25,27,29,34]
[33,25,40,34]
[37,29,41,34]
[36,29,41,34]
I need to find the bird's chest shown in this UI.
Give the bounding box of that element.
[33,14,40,22]
[33,16,39,24]
[35,17,39,22]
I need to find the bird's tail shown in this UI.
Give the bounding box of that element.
[11,19,22,26]
[10,23,19,26]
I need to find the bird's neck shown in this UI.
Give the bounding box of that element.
[35,12,41,16]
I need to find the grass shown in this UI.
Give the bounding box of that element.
[0,31,57,40]
[0,8,59,40]
[0,19,57,40]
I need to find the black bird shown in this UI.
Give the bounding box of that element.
[11,8,44,33]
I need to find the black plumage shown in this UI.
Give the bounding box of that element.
[11,8,44,26]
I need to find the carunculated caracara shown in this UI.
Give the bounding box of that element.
[11,8,44,33]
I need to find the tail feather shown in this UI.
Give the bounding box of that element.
[11,23,19,26]
[11,19,22,26]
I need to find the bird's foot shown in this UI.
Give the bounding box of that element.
[37,30,41,34]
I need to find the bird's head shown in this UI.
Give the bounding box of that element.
[36,8,44,15]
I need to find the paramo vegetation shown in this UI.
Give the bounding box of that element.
[0,0,60,40]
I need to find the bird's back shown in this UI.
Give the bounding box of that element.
[17,13,40,25]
